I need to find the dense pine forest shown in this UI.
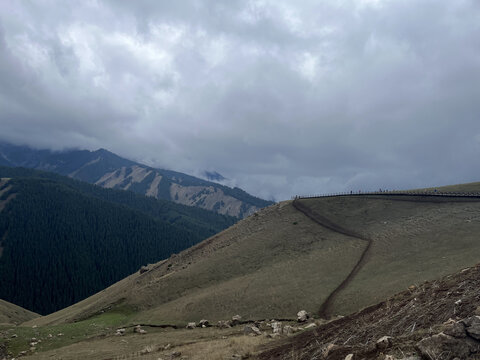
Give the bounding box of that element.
[0,167,236,314]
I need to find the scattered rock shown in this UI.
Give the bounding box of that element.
[282,325,296,336]
[322,343,338,358]
[170,351,182,358]
[139,345,155,355]
[57,333,64,336]
[376,336,393,350]
[344,354,354,360]
[164,343,171,350]
[271,321,282,334]
[408,285,416,291]
[217,320,231,328]
[231,315,242,326]
[199,319,210,328]
[186,322,196,329]
[243,324,262,336]
[297,310,310,323]
[10,334,17,338]
[475,306,480,316]
[115,328,126,336]
[134,325,147,334]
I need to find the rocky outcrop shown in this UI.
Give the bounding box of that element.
[416,317,480,360]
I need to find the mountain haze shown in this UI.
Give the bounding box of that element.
[0,143,273,218]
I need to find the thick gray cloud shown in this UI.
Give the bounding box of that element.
[1,0,480,200]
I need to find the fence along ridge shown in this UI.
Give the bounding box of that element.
[292,190,480,200]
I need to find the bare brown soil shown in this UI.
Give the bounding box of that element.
[257,264,480,360]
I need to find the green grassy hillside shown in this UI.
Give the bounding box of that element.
[0,300,39,325]
[28,188,480,328]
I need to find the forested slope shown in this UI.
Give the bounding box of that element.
[0,169,236,315]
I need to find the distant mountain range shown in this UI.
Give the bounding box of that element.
[0,143,273,218]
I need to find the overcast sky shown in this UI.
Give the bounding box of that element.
[1,0,480,200]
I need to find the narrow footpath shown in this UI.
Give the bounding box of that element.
[292,198,373,318]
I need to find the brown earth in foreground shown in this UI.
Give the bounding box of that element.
[257,263,480,360]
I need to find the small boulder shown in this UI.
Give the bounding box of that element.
[297,310,310,323]
[345,354,354,360]
[115,328,126,336]
[231,315,242,326]
[186,322,196,329]
[139,265,149,274]
[199,319,210,328]
[243,324,262,336]
[304,323,317,330]
[134,325,147,334]
[376,336,393,350]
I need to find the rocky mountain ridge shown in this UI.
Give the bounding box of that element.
[0,143,272,218]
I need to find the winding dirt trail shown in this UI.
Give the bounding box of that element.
[292,198,373,318]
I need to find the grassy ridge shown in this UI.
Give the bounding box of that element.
[301,195,480,315]
[0,300,39,325]
[28,201,366,326]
